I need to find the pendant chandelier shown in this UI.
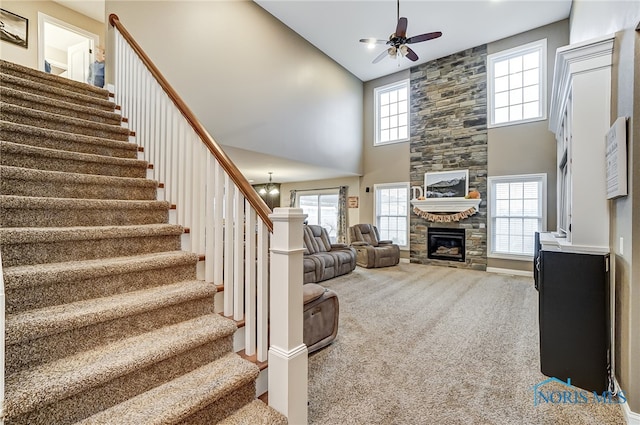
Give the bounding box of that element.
[258,172,279,196]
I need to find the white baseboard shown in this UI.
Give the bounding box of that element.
[486,267,533,277]
[400,258,410,264]
[623,403,640,425]
[615,378,640,425]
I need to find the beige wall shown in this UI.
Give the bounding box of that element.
[0,1,104,69]
[105,0,363,177]
[487,20,569,273]
[571,0,640,414]
[279,176,361,232]
[361,70,411,226]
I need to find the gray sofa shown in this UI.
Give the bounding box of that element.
[303,224,356,283]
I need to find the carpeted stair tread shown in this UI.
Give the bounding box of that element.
[0,224,184,268]
[0,59,111,100]
[0,121,138,158]
[4,314,238,419]
[0,140,148,178]
[0,223,183,245]
[74,353,258,425]
[0,195,170,227]
[3,251,199,314]
[1,86,122,125]
[0,103,130,140]
[218,400,288,425]
[3,251,198,292]
[0,166,158,200]
[6,280,216,345]
[0,195,169,210]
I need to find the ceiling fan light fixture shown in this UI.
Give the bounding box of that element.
[360,0,442,64]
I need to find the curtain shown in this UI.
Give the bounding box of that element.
[289,190,297,207]
[337,186,348,243]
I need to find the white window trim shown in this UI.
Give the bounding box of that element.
[374,79,410,146]
[295,188,339,206]
[295,189,340,238]
[487,173,547,261]
[487,38,547,129]
[373,182,410,250]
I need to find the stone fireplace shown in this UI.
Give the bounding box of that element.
[428,227,466,262]
[409,45,488,270]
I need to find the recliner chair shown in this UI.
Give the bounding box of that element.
[348,224,400,268]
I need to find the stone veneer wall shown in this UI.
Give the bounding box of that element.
[409,45,488,270]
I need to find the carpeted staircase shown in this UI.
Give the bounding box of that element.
[0,59,286,425]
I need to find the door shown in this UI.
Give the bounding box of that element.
[38,13,99,80]
[67,40,91,83]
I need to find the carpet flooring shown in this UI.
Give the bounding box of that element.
[308,263,625,425]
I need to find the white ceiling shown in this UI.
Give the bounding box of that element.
[55,0,572,82]
[254,0,572,82]
[54,0,572,184]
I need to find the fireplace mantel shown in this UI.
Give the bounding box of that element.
[411,198,481,213]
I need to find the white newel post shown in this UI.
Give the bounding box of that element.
[268,208,308,425]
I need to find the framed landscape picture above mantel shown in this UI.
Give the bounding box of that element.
[425,170,469,198]
[0,8,28,48]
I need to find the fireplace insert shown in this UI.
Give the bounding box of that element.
[427,227,466,262]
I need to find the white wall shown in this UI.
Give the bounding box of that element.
[105,0,363,177]
[570,1,640,44]
[570,0,640,415]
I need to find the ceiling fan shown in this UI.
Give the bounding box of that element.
[360,0,442,64]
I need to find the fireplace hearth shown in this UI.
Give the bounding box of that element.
[427,227,466,262]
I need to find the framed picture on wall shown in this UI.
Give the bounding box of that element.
[1,8,28,48]
[424,170,469,198]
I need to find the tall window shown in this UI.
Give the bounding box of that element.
[487,39,546,127]
[488,174,546,259]
[374,80,409,146]
[374,183,409,248]
[298,191,339,242]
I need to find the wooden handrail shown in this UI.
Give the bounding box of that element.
[109,14,273,232]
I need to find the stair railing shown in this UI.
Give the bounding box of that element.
[108,14,307,423]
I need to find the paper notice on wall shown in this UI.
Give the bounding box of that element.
[605,117,627,199]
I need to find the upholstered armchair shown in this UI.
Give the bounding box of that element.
[348,224,400,268]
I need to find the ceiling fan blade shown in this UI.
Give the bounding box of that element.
[359,38,388,45]
[372,48,390,64]
[395,17,408,38]
[406,31,443,44]
[405,46,419,61]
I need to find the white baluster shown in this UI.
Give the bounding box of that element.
[213,162,224,286]
[245,203,256,356]
[233,188,244,322]
[204,155,215,283]
[223,175,234,317]
[257,220,269,362]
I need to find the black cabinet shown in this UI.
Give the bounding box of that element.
[535,236,610,392]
